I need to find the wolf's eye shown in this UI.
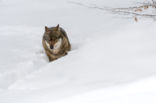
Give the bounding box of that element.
[51,38,55,41]
[44,35,50,41]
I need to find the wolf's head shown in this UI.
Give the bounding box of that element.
[44,24,62,49]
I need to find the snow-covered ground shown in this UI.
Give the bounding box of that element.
[0,0,156,103]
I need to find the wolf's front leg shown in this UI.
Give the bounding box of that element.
[45,50,54,62]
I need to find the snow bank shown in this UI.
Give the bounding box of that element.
[52,76,156,103]
[0,0,156,103]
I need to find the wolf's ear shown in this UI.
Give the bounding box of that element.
[56,24,60,31]
[45,26,49,32]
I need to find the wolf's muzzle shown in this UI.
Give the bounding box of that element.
[50,45,54,49]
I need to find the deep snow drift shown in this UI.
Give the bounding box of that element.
[0,0,156,103]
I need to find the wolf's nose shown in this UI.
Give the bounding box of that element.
[50,45,53,49]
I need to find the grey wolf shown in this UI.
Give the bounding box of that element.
[42,24,71,62]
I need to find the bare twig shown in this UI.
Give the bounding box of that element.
[69,0,156,20]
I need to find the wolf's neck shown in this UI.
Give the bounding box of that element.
[54,38,62,50]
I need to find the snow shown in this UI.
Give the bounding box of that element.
[0,0,156,103]
[52,76,156,103]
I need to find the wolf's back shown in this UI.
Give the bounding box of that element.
[60,28,71,51]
